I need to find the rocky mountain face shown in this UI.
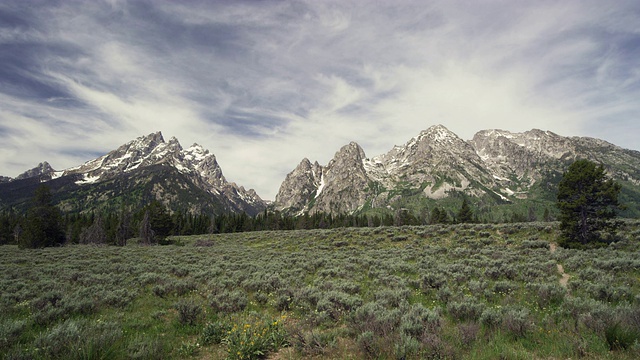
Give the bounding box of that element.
[0,132,266,215]
[16,162,56,181]
[275,125,640,216]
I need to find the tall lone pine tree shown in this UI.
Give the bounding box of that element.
[557,159,621,248]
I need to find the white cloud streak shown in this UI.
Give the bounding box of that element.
[1,0,639,200]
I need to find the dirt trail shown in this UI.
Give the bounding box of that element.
[550,243,570,290]
[557,264,570,288]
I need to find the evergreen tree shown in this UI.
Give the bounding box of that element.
[20,185,65,248]
[557,159,621,248]
[430,207,449,224]
[0,213,13,245]
[143,201,173,240]
[457,199,474,223]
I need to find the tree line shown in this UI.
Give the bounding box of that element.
[0,159,623,249]
[0,186,504,247]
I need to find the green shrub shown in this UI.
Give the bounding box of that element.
[501,307,532,338]
[605,323,640,350]
[350,301,401,336]
[374,288,410,308]
[421,272,446,290]
[480,307,503,329]
[400,304,441,337]
[531,283,566,308]
[394,334,421,359]
[275,289,294,311]
[151,284,169,297]
[436,286,454,304]
[175,299,202,326]
[317,291,363,320]
[493,280,517,295]
[590,283,633,303]
[210,290,248,313]
[447,297,485,321]
[356,331,379,359]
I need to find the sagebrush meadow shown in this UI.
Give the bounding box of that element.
[2,221,639,359]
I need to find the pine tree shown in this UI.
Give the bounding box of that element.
[145,201,173,239]
[20,185,65,248]
[557,159,621,248]
[430,207,450,224]
[457,199,474,223]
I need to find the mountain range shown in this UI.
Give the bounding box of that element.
[274,125,640,218]
[2,125,639,218]
[0,132,266,215]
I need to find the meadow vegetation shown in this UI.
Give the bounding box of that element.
[1,220,639,359]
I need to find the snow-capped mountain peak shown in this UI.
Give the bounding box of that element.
[7,132,266,215]
[275,124,640,215]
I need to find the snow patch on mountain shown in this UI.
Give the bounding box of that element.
[13,131,266,215]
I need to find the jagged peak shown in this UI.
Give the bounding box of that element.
[140,131,164,144]
[419,124,459,140]
[298,158,312,167]
[336,141,366,159]
[16,161,56,180]
[166,136,183,151]
[119,131,166,154]
[38,161,55,172]
[184,143,212,162]
[188,143,205,150]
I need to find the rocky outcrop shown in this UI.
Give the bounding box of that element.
[274,158,323,213]
[312,142,370,214]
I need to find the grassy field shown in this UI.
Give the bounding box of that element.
[1,221,640,359]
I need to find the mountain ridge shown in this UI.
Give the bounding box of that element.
[275,125,640,217]
[3,126,640,219]
[0,132,266,215]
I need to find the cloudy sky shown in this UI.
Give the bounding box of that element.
[1,1,639,199]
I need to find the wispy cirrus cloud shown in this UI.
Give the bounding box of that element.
[1,0,639,199]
